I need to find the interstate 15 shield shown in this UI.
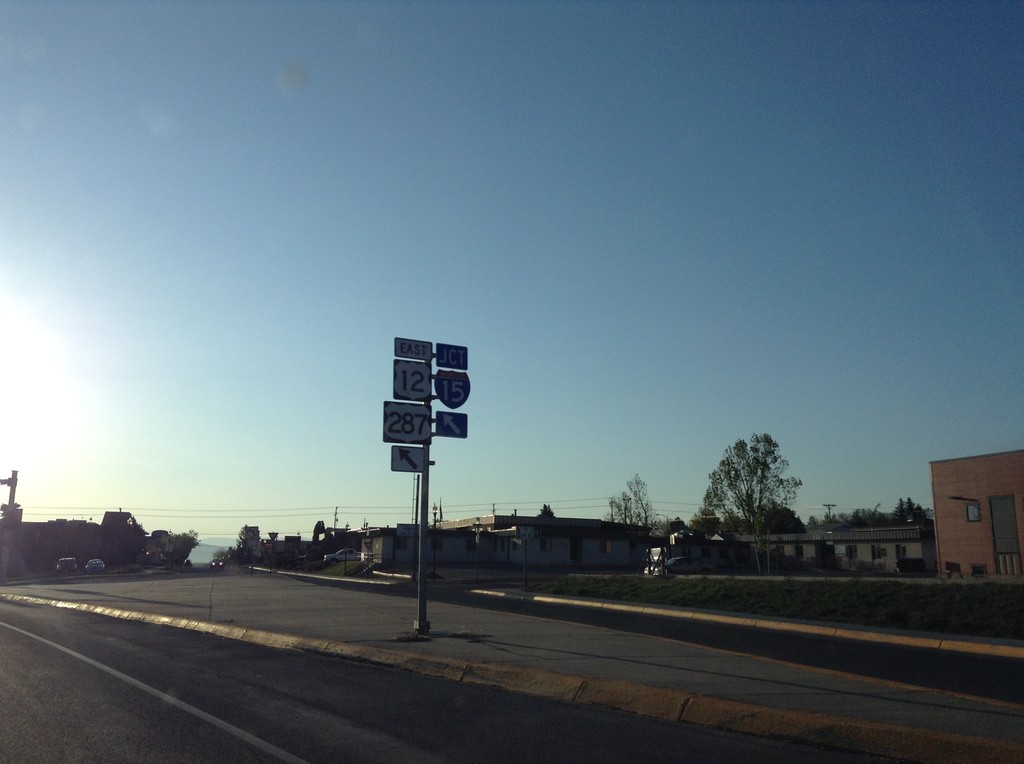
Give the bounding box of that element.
[434,369,470,409]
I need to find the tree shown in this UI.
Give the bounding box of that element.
[164,530,200,567]
[538,504,555,518]
[893,497,930,523]
[771,505,807,534]
[689,505,721,535]
[847,505,886,527]
[605,474,655,527]
[702,434,802,571]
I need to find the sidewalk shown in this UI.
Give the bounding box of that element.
[4,570,1024,764]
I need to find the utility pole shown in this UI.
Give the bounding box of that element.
[0,470,20,584]
[824,504,836,524]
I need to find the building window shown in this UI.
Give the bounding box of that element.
[794,545,804,559]
[896,544,907,558]
[539,537,550,552]
[845,545,858,560]
[966,503,981,522]
[600,539,612,554]
[871,545,887,560]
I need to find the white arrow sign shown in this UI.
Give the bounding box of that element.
[391,445,426,472]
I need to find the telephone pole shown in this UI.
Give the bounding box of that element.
[823,503,836,523]
[0,470,20,584]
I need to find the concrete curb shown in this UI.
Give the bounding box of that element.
[475,589,1024,660]
[4,592,1024,763]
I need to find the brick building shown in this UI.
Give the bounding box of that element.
[930,450,1024,576]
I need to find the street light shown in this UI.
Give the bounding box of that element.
[472,518,483,584]
[431,504,438,580]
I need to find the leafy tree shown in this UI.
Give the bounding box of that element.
[702,434,802,569]
[771,505,807,534]
[0,502,22,521]
[605,474,655,527]
[538,504,555,518]
[848,505,886,527]
[893,497,930,523]
[164,530,200,567]
[689,505,721,534]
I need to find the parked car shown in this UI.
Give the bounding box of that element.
[323,548,361,563]
[84,558,106,573]
[56,557,78,574]
[664,556,714,574]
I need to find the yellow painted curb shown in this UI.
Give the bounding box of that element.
[683,695,1024,764]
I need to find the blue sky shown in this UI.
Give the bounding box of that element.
[2,2,1021,541]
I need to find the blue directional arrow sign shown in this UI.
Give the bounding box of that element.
[434,369,470,409]
[434,410,468,439]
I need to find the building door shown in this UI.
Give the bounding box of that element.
[990,496,1022,575]
[570,537,581,563]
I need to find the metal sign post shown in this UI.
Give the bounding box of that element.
[385,338,469,637]
[414,441,431,634]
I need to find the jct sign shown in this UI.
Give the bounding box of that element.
[435,343,468,370]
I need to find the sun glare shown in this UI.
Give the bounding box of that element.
[0,299,84,469]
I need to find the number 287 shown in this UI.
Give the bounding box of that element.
[386,410,430,436]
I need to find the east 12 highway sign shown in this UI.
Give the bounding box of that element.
[394,359,432,401]
[395,337,432,361]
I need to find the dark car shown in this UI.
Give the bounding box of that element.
[56,557,78,574]
[84,558,106,573]
[664,556,715,574]
[210,559,225,571]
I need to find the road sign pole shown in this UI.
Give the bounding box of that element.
[414,440,431,635]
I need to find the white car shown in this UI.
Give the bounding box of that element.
[323,548,361,563]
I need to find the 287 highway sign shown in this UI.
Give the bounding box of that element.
[383,401,432,444]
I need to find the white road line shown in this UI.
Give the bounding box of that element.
[0,619,310,764]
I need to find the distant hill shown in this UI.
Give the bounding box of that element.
[200,537,237,550]
[189,537,237,564]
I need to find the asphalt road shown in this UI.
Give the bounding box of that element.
[0,600,890,764]
[347,577,1024,705]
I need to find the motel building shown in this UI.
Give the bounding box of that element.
[930,449,1024,577]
